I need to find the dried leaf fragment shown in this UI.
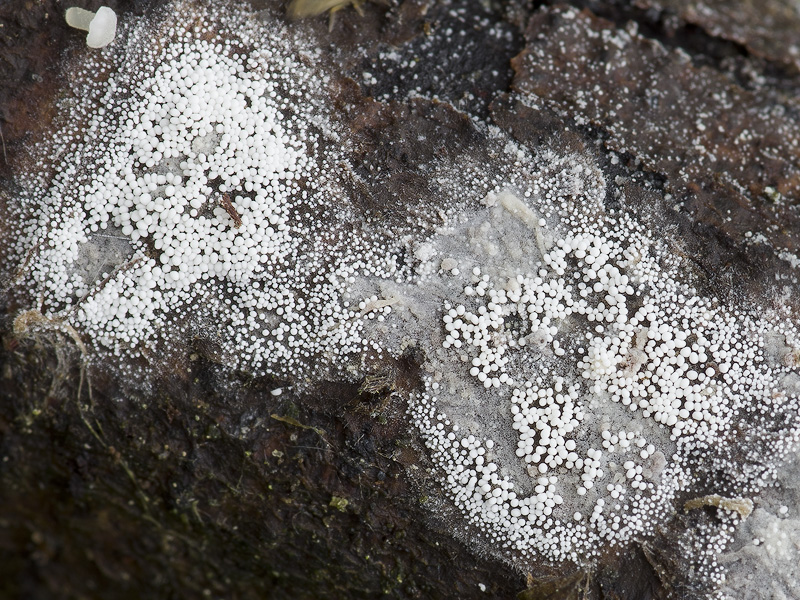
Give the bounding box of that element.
[683,494,754,518]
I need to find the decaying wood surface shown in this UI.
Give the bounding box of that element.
[2,1,800,598]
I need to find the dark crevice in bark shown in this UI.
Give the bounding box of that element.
[540,0,800,96]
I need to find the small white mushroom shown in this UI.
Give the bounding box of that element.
[65,6,117,49]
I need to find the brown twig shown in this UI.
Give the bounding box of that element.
[220,192,242,228]
[0,123,6,165]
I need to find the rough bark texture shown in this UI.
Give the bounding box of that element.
[1,1,799,599]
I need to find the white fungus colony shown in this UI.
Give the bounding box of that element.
[6,0,800,594]
[406,181,800,571]
[13,1,401,378]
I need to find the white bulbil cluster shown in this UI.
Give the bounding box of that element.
[408,176,800,569]
[718,449,800,599]
[13,2,401,378]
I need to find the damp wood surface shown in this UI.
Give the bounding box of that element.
[2,1,800,599]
